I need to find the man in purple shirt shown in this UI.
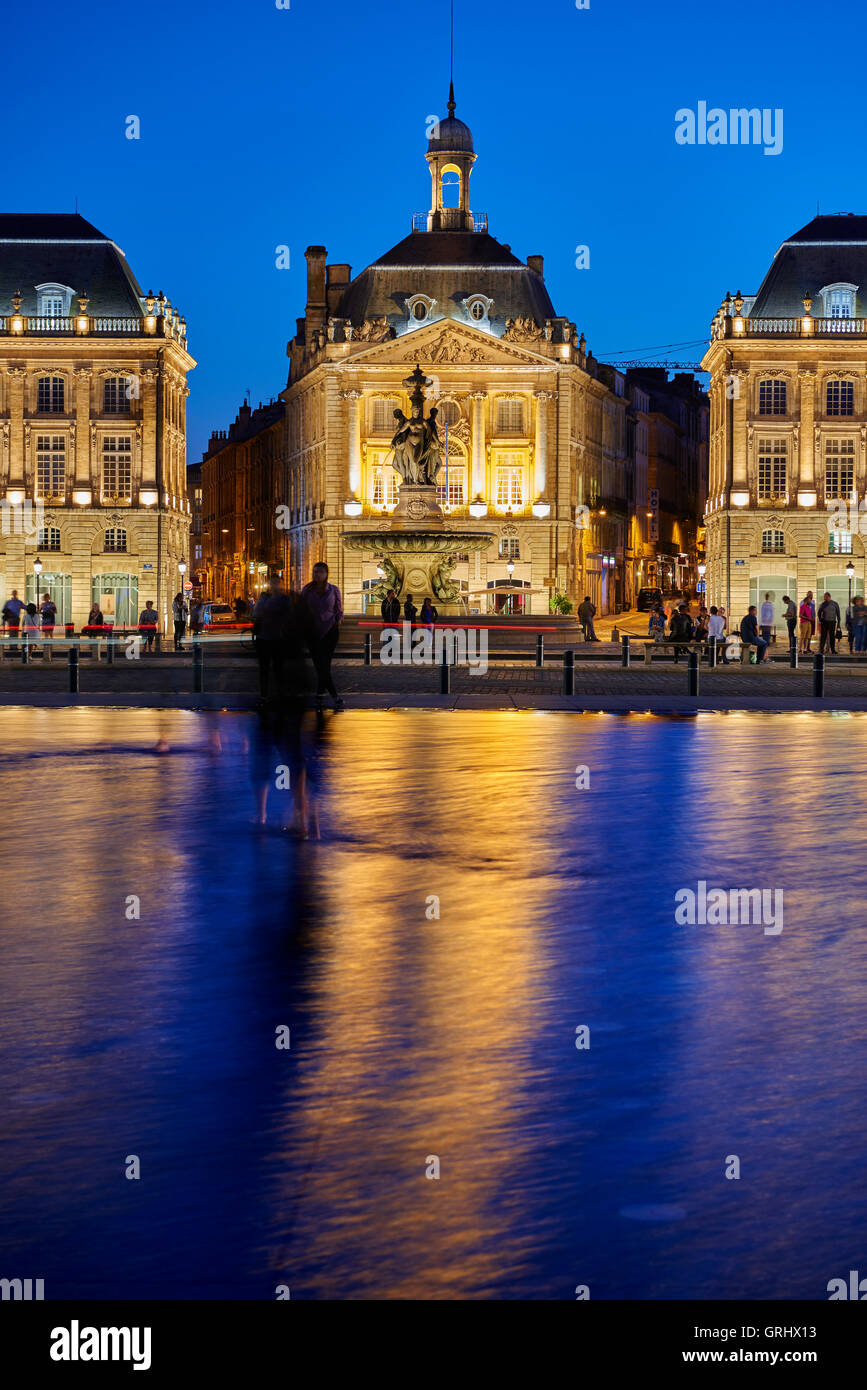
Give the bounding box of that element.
[300,562,344,709]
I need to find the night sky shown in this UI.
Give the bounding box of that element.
[9,0,864,459]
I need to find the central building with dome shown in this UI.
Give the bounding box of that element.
[279,89,635,615]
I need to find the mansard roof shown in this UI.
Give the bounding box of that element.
[750,213,867,317]
[0,212,145,316]
[335,230,557,334]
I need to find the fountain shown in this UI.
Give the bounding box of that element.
[341,365,493,613]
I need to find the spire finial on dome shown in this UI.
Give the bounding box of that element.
[448,79,456,118]
[448,0,455,115]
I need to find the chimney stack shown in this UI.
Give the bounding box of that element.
[527,254,544,277]
[305,246,328,332]
[326,262,352,315]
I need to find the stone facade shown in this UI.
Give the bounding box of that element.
[703,215,867,625]
[278,97,635,617]
[201,399,285,606]
[0,215,193,632]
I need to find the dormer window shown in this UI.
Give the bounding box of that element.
[819,283,858,319]
[35,283,76,318]
[463,293,494,328]
[405,294,437,326]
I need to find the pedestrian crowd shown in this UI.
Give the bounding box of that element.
[642,589,860,663]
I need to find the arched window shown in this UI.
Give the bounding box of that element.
[103,376,131,414]
[104,528,128,553]
[820,283,857,319]
[758,379,787,415]
[441,167,461,209]
[38,526,62,551]
[436,399,461,428]
[761,528,785,554]
[826,379,854,415]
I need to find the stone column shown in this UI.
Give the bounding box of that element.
[798,369,815,495]
[140,368,159,490]
[534,391,553,498]
[74,368,92,487]
[731,369,749,490]
[470,391,487,499]
[6,366,25,487]
[340,390,363,498]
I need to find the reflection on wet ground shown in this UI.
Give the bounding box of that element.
[1,707,865,1299]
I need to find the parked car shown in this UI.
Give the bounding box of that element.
[200,603,251,634]
[636,587,663,612]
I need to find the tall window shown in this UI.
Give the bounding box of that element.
[371,460,399,507]
[36,436,66,497]
[761,528,785,554]
[38,526,62,551]
[495,454,524,508]
[758,379,787,415]
[104,528,127,552]
[829,531,853,553]
[436,467,466,507]
[102,436,132,498]
[441,168,461,209]
[103,376,131,414]
[371,397,400,434]
[495,399,525,433]
[827,379,854,415]
[757,439,787,498]
[825,438,855,500]
[499,537,520,559]
[37,376,64,412]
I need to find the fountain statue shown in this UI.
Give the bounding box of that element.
[342,364,493,612]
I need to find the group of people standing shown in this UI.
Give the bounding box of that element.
[1,590,57,657]
[379,589,438,628]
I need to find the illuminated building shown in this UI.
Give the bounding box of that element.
[279,93,633,615]
[0,214,193,630]
[703,214,867,618]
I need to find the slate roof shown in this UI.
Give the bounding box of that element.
[750,214,867,317]
[0,213,145,316]
[335,231,557,333]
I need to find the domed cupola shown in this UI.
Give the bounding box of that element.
[425,83,477,231]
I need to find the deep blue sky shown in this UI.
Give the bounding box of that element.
[7,0,865,461]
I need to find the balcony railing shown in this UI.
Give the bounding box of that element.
[411,211,488,233]
[0,314,186,340]
[715,315,867,340]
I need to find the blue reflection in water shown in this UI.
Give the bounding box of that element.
[0,707,865,1300]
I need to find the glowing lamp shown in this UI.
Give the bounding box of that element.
[732,316,744,335]
[532,501,551,518]
[469,495,487,518]
[698,563,707,578]
[10,314,23,333]
[76,316,89,334]
[140,490,158,507]
[344,495,363,517]
[506,558,515,577]
[33,556,43,578]
[6,488,25,505]
[178,561,187,576]
[846,561,856,579]
[731,491,749,508]
[73,489,92,506]
[801,316,813,335]
[798,490,817,508]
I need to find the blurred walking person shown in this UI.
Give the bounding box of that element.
[782,595,797,651]
[172,591,188,651]
[301,561,344,710]
[2,589,24,655]
[799,592,815,654]
[759,593,774,646]
[138,600,158,652]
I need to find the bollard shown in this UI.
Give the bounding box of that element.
[709,635,718,668]
[440,646,450,695]
[563,648,575,696]
[620,634,630,669]
[687,648,699,696]
[364,632,372,666]
[536,633,544,668]
[193,640,204,694]
[789,644,798,670]
[68,646,79,694]
[21,635,29,664]
[813,651,824,698]
[611,625,619,645]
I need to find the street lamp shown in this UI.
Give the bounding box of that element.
[33,556,43,606]
[846,559,855,611]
